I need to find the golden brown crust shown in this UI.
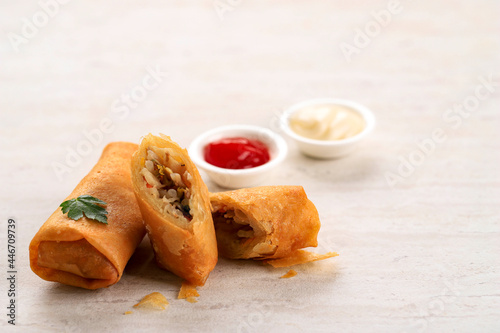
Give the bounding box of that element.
[210,186,321,260]
[37,240,117,280]
[131,134,217,286]
[29,142,146,289]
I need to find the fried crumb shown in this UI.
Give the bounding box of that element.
[124,311,133,315]
[178,281,199,303]
[133,292,169,310]
[280,269,297,278]
[186,296,198,303]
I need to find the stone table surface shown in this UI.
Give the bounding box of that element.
[1,0,499,332]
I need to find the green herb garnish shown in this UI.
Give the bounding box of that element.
[60,195,108,224]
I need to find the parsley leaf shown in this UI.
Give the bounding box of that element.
[60,195,108,224]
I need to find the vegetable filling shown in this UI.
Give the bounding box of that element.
[212,206,277,258]
[141,148,193,222]
[213,209,255,245]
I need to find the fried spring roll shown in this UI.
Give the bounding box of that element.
[210,186,321,259]
[29,142,146,290]
[131,134,217,286]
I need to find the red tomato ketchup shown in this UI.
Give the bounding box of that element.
[204,137,270,169]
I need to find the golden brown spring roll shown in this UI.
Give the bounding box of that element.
[29,142,146,289]
[210,186,321,259]
[131,134,217,286]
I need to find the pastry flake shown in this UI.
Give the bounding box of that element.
[280,269,298,279]
[178,281,199,303]
[133,292,169,310]
[266,250,339,268]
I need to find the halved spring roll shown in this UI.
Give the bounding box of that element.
[29,142,146,289]
[210,186,321,259]
[131,134,217,286]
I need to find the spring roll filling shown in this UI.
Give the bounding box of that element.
[213,207,276,258]
[140,147,193,224]
[214,210,255,241]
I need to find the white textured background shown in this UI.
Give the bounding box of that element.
[1,0,499,332]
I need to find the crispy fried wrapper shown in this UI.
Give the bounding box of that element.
[266,250,339,268]
[131,134,217,286]
[29,142,146,289]
[210,186,322,260]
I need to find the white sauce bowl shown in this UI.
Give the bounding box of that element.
[189,125,288,189]
[280,98,376,158]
